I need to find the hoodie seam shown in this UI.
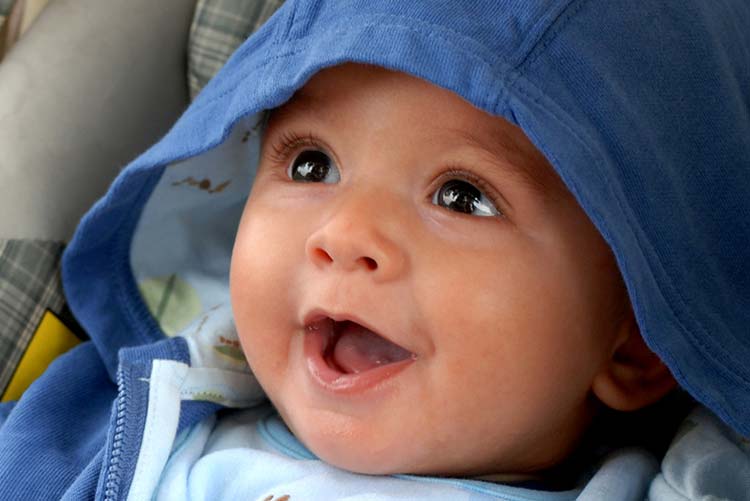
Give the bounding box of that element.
[277,0,297,44]
[115,170,168,349]
[514,0,590,71]
[290,13,508,72]
[513,0,583,69]
[189,16,517,115]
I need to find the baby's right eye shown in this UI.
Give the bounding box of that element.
[287,150,340,183]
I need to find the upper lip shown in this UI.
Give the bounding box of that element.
[301,307,416,355]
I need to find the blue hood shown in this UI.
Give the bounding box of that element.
[63,0,750,438]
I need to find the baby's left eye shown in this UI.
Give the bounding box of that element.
[431,179,500,217]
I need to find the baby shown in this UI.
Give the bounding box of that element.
[0,1,748,500]
[230,63,677,478]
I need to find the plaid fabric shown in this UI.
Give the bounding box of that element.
[0,0,14,33]
[0,0,14,16]
[0,240,67,394]
[187,0,284,100]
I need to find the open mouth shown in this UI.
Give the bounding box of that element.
[302,313,418,394]
[308,318,415,375]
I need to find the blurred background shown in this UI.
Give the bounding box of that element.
[0,0,51,61]
[0,0,282,408]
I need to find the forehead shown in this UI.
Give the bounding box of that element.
[269,64,569,202]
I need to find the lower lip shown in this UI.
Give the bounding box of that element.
[303,327,415,395]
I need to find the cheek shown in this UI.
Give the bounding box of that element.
[229,205,306,382]
[415,244,604,408]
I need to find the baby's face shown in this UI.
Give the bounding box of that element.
[231,64,626,476]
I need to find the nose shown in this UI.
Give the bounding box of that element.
[305,191,408,281]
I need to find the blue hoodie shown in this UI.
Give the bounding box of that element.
[0,1,748,499]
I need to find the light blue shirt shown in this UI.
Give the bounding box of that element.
[154,403,662,501]
[154,405,580,501]
[649,407,750,501]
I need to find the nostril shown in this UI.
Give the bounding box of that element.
[358,256,378,271]
[313,248,334,264]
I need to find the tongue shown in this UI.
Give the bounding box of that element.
[331,322,413,374]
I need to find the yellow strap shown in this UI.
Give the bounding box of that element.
[1,310,81,402]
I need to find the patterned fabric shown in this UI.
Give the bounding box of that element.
[187,0,284,100]
[0,240,68,394]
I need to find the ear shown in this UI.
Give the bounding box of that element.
[591,307,677,412]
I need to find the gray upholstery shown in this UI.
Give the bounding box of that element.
[0,0,198,240]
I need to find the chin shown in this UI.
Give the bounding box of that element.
[318,450,403,476]
[289,421,493,477]
[279,410,415,475]
[294,421,577,479]
[301,430,401,474]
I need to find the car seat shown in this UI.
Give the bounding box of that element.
[0,0,280,400]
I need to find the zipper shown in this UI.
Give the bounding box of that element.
[103,366,129,501]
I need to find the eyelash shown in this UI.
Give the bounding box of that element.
[265,130,505,216]
[267,130,326,167]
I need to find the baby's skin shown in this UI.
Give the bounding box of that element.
[230,63,675,477]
